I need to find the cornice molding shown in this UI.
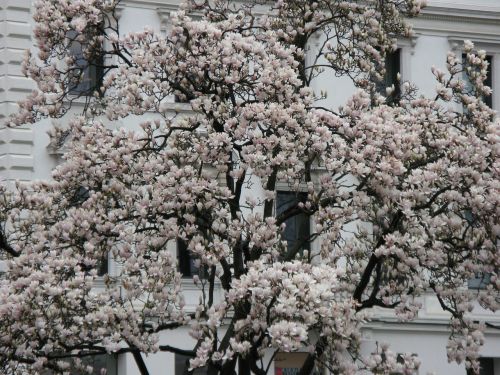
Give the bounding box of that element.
[119,0,500,21]
[120,0,181,11]
[448,35,500,54]
[419,4,500,24]
[115,3,126,19]
[365,319,500,335]
[411,3,500,42]
[119,0,267,16]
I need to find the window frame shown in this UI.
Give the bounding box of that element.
[375,48,402,105]
[66,28,105,97]
[478,357,496,375]
[461,52,493,109]
[449,37,500,111]
[41,353,118,375]
[275,189,312,258]
[177,238,208,279]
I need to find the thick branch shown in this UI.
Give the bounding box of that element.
[0,229,19,257]
[159,345,196,357]
[353,210,403,304]
[298,337,327,375]
[131,349,150,375]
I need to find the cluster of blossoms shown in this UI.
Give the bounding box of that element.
[16,0,118,124]
[1,0,498,374]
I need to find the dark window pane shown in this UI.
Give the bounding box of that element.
[97,253,109,276]
[69,187,108,276]
[85,354,117,375]
[41,354,117,375]
[485,55,493,108]
[67,30,103,96]
[177,239,199,278]
[383,49,401,105]
[276,191,310,253]
[174,94,188,103]
[374,49,401,103]
[468,273,492,290]
[479,357,494,375]
[462,54,493,108]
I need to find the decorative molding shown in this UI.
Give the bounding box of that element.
[397,37,417,83]
[114,3,126,20]
[397,36,417,56]
[0,3,35,181]
[46,124,70,156]
[119,0,500,21]
[0,127,34,181]
[411,3,500,42]
[448,36,500,54]
[365,319,500,335]
[156,7,171,35]
[420,4,500,24]
[121,0,181,11]
[120,0,266,16]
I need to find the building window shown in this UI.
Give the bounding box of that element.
[83,354,117,375]
[177,239,202,278]
[42,354,117,375]
[78,252,108,277]
[96,254,109,277]
[175,354,206,375]
[463,54,493,108]
[276,191,310,253]
[67,29,104,96]
[70,187,108,276]
[479,357,495,375]
[385,49,401,104]
[465,209,494,290]
[484,55,493,108]
[174,94,188,103]
[468,273,493,290]
[375,49,401,105]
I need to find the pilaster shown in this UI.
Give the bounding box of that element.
[0,0,34,181]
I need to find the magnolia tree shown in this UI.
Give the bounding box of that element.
[0,0,499,374]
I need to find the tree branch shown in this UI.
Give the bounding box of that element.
[0,229,19,257]
[159,345,196,357]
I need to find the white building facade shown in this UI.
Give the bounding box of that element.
[1,0,500,374]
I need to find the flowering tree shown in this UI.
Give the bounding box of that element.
[1,0,499,374]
